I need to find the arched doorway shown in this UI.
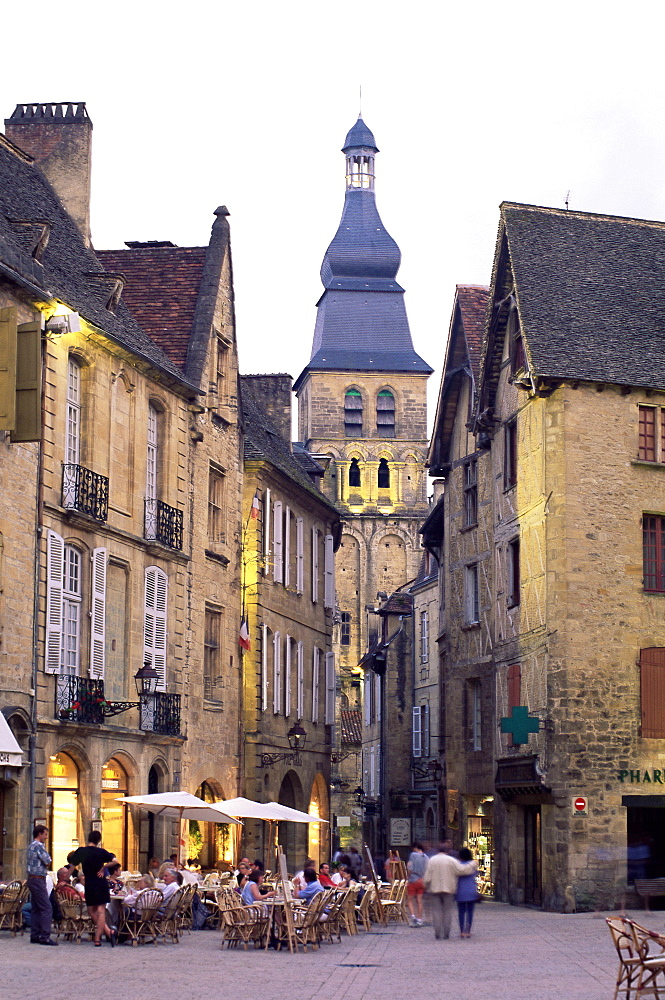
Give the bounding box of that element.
[100,757,128,865]
[194,780,230,869]
[47,752,80,870]
[278,771,304,872]
[308,773,329,868]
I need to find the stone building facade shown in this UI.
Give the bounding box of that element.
[428,204,665,910]
[240,375,341,871]
[0,102,243,876]
[293,118,431,852]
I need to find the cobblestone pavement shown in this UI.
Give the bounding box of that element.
[0,902,654,1000]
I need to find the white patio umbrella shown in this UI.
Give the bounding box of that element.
[214,797,327,871]
[117,791,241,865]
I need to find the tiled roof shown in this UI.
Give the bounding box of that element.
[380,591,413,616]
[0,135,193,388]
[96,245,207,369]
[501,202,665,389]
[342,117,378,153]
[456,284,489,383]
[340,709,362,743]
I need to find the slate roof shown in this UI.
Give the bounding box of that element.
[240,376,341,514]
[342,117,378,153]
[0,134,193,390]
[340,709,362,743]
[96,245,207,370]
[379,590,413,616]
[500,202,665,390]
[409,550,438,592]
[456,284,488,384]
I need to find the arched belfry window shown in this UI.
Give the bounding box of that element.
[378,458,390,489]
[377,390,395,437]
[344,389,363,436]
[349,458,361,488]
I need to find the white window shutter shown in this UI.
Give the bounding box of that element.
[296,517,304,594]
[375,672,381,722]
[412,706,422,757]
[324,534,335,609]
[284,635,292,717]
[45,529,65,674]
[296,641,304,720]
[284,507,291,588]
[311,527,319,603]
[89,547,107,679]
[261,624,268,711]
[311,647,320,723]
[263,488,271,575]
[144,566,168,691]
[423,704,430,756]
[273,501,283,583]
[369,745,375,796]
[273,631,281,714]
[325,651,335,724]
[364,673,371,727]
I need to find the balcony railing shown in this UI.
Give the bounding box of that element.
[56,676,182,736]
[141,692,181,736]
[62,464,109,522]
[144,498,183,550]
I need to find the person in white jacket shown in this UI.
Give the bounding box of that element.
[422,843,477,940]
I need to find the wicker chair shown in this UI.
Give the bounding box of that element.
[625,919,665,999]
[0,881,29,936]
[340,886,359,935]
[606,916,641,1000]
[55,897,94,943]
[154,887,184,944]
[318,889,346,944]
[355,884,376,932]
[118,889,163,946]
[275,893,327,952]
[220,904,270,950]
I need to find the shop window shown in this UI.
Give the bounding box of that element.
[100,758,128,866]
[47,752,79,871]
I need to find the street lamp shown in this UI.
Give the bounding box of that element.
[261,724,308,767]
[134,661,160,698]
[287,722,307,752]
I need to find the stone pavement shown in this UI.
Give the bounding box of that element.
[0,902,656,1000]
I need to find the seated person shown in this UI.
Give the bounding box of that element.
[250,859,264,875]
[293,858,316,890]
[122,874,157,916]
[160,868,183,908]
[73,872,85,895]
[234,857,251,880]
[331,864,352,886]
[241,871,275,906]
[318,863,336,888]
[185,857,201,872]
[55,866,84,900]
[105,862,123,892]
[157,861,177,880]
[235,862,251,893]
[147,857,161,876]
[293,868,324,905]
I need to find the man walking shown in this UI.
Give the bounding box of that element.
[26,824,58,945]
[423,842,477,940]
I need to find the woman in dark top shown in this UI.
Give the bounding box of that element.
[68,831,117,946]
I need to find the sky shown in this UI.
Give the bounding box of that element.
[4,0,665,429]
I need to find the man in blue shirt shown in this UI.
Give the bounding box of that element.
[293,868,324,905]
[26,825,58,945]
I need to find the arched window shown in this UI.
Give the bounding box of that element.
[349,458,361,488]
[62,544,82,676]
[378,458,390,489]
[377,390,395,437]
[344,389,363,436]
[146,404,159,500]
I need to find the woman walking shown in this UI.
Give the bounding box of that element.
[68,831,117,946]
[455,847,478,938]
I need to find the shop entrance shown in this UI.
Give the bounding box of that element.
[465,795,494,896]
[47,753,80,870]
[100,758,128,865]
[524,804,541,905]
[624,797,665,883]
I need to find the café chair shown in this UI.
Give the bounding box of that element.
[0,881,29,937]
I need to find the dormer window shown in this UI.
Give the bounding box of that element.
[510,310,526,373]
[377,390,395,437]
[345,152,375,190]
[344,389,363,436]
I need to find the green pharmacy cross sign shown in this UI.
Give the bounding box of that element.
[501,706,540,746]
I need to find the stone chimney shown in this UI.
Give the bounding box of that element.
[5,103,93,247]
[431,479,445,502]
[244,374,293,446]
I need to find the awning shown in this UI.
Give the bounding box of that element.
[0,713,23,767]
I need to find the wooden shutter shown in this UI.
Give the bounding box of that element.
[45,529,65,674]
[507,663,521,710]
[412,706,422,757]
[0,307,17,431]
[311,647,320,723]
[324,534,335,609]
[144,567,168,691]
[273,501,283,583]
[311,527,319,603]
[273,631,282,714]
[13,320,42,442]
[641,648,665,738]
[422,704,430,756]
[284,635,291,717]
[261,624,268,711]
[296,641,304,719]
[325,651,335,724]
[89,547,107,679]
[263,488,271,575]
[296,517,304,593]
[284,507,291,587]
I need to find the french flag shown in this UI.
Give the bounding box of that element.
[239,619,251,651]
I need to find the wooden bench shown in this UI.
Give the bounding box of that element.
[634,879,665,911]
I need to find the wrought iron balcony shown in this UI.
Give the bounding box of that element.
[144,498,183,550]
[56,675,106,724]
[140,692,181,736]
[62,464,109,522]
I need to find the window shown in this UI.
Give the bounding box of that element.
[273,631,282,714]
[644,515,665,592]
[638,406,665,463]
[464,564,480,625]
[66,356,81,465]
[349,458,361,488]
[344,389,363,436]
[325,651,335,724]
[508,538,520,607]
[215,334,228,404]
[640,647,665,738]
[412,704,430,758]
[284,507,292,588]
[378,458,390,489]
[260,624,269,711]
[504,420,517,489]
[208,465,226,545]
[204,607,223,702]
[463,459,478,527]
[311,647,320,723]
[263,488,271,576]
[296,517,304,593]
[340,612,351,646]
[311,527,320,603]
[62,545,82,676]
[377,390,395,437]
[296,641,304,719]
[470,680,482,750]
[273,500,283,584]
[324,534,335,609]
[284,636,292,717]
[146,404,158,500]
[510,309,526,373]
[420,610,429,663]
[45,531,107,678]
[144,567,167,691]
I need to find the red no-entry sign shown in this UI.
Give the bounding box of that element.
[572,796,588,815]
